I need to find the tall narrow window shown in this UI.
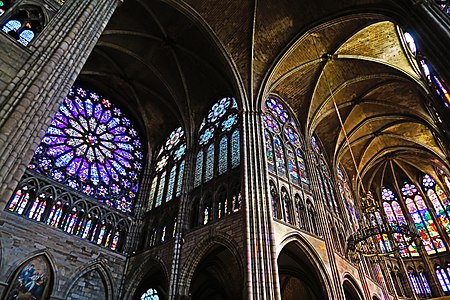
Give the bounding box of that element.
[205,144,215,182]
[337,166,358,229]
[402,182,446,254]
[148,127,186,209]
[263,97,309,184]
[195,97,239,188]
[382,187,419,257]
[219,136,228,175]
[436,265,450,293]
[194,151,203,187]
[421,174,450,237]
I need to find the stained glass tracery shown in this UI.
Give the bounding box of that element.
[263,97,309,184]
[421,174,450,238]
[149,127,186,209]
[28,86,143,213]
[195,97,240,187]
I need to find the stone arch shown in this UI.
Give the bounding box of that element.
[162,0,247,112]
[63,262,114,300]
[179,233,244,298]
[277,233,333,299]
[2,252,56,300]
[123,255,169,300]
[342,274,364,300]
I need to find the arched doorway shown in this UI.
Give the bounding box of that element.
[133,265,168,300]
[278,241,329,300]
[189,244,243,300]
[343,278,364,300]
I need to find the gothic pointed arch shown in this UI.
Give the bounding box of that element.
[342,275,364,300]
[64,262,114,300]
[4,254,53,300]
[277,238,332,300]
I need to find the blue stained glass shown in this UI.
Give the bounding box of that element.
[194,151,203,187]
[18,29,34,46]
[311,136,320,153]
[205,144,215,182]
[199,127,214,145]
[286,144,298,182]
[155,171,166,207]
[208,98,231,122]
[265,130,275,171]
[219,137,228,175]
[231,129,240,168]
[167,166,176,201]
[284,125,300,147]
[174,143,186,161]
[296,149,309,184]
[2,19,20,33]
[141,288,159,300]
[28,86,143,213]
[176,160,185,197]
[221,114,238,132]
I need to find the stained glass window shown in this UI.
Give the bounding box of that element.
[176,161,185,197]
[421,174,450,238]
[27,86,143,213]
[382,187,419,257]
[231,129,240,168]
[195,97,239,187]
[2,19,20,33]
[166,166,177,201]
[141,288,159,300]
[337,166,358,229]
[155,171,166,207]
[194,151,203,187]
[205,144,215,182]
[8,187,31,215]
[148,127,186,209]
[219,137,228,175]
[436,265,450,292]
[402,182,446,254]
[263,97,309,185]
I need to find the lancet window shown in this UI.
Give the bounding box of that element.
[194,97,240,187]
[263,97,309,185]
[311,136,339,213]
[148,127,186,209]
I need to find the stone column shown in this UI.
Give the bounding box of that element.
[0,0,122,210]
[242,110,280,299]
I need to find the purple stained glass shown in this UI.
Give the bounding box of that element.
[207,97,231,123]
[284,125,300,147]
[422,174,436,188]
[382,187,396,201]
[402,183,417,197]
[311,136,320,153]
[27,86,143,213]
[263,114,281,134]
[265,97,290,122]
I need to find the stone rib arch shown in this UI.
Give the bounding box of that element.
[342,274,365,300]
[63,261,114,300]
[277,233,333,298]
[122,255,169,300]
[178,233,244,297]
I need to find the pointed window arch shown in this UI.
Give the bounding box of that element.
[195,97,240,187]
[1,5,45,46]
[5,255,53,300]
[148,127,186,209]
[337,166,358,229]
[421,174,450,238]
[263,97,309,185]
[381,187,419,257]
[401,181,446,254]
[141,288,160,299]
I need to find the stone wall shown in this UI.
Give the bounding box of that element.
[0,211,125,299]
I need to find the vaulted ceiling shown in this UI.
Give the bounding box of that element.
[78,0,449,198]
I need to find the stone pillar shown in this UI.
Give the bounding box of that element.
[242,110,280,299]
[0,0,122,210]
[168,144,195,300]
[304,148,342,299]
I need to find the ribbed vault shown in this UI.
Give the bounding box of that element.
[78,0,235,153]
[266,15,448,199]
